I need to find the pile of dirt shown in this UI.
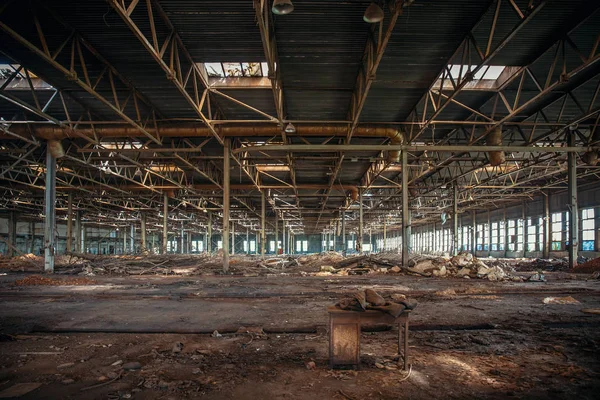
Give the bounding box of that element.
[13,275,96,286]
[514,258,569,272]
[571,257,600,274]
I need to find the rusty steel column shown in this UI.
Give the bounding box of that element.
[567,131,578,269]
[359,189,364,254]
[44,149,56,272]
[453,185,458,256]
[261,191,266,258]
[29,221,35,254]
[140,213,147,251]
[7,211,16,257]
[162,193,168,254]
[471,211,476,255]
[383,216,387,251]
[223,138,230,272]
[207,211,212,254]
[401,150,410,265]
[274,213,278,255]
[75,211,82,253]
[341,211,346,256]
[231,220,235,256]
[66,193,73,253]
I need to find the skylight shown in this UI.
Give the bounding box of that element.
[442,65,506,81]
[205,62,270,78]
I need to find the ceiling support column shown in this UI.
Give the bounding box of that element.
[275,213,278,255]
[162,193,168,255]
[359,189,364,254]
[66,193,73,253]
[131,224,135,254]
[246,228,250,255]
[44,147,56,273]
[383,216,387,252]
[471,211,476,255]
[223,139,230,272]
[207,211,212,254]
[231,221,235,256]
[453,185,459,256]
[7,211,16,258]
[140,213,147,252]
[180,222,185,254]
[75,211,82,253]
[543,192,550,259]
[568,131,578,269]
[341,211,346,257]
[401,150,409,265]
[261,191,266,259]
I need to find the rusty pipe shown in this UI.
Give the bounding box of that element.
[11,123,402,147]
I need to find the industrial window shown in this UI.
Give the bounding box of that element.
[322,239,334,250]
[527,218,537,252]
[301,240,308,252]
[462,226,470,251]
[205,62,269,78]
[491,222,498,251]
[348,240,355,250]
[362,243,372,252]
[243,240,248,252]
[249,241,256,252]
[476,224,484,251]
[498,221,505,251]
[442,65,506,81]
[194,241,203,252]
[582,208,595,251]
[217,240,223,250]
[551,212,562,251]
[507,220,516,251]
[269,240,275,252]
[516,220,524,251]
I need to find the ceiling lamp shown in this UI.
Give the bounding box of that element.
[284,122,296,133]
[272,0,294,15]
[364,2,384,23]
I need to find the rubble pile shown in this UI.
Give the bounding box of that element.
[571,257,600,274]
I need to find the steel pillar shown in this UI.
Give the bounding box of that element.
[261,191,266,258]
[471,211,476,255]
[131,224,135,253]
[341,211,346,256]
[453,186,458,256]
[231,221,235,255]
[140,213,147,251]
[44,148,56,273]
[162,193,168,254]
[401,150,409,265]
[207,211,212,254]
[522,200,527,255]
[75,211,82,253]
[275,214,278,255]
[567,131,578,269]
[180,222,185,254]
[223,138,230,272]
[359,189,364,254]
[66,193,73,253]
[246,228,250,255]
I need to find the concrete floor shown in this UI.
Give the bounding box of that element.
[0,272,599,399]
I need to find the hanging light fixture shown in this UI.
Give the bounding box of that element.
[363,2,384,23]
[272,0,294,15]
[284,122,296,133]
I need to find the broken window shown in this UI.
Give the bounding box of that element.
[204,62,269,78]
[527,218,537,252]
[551,212,562,251]
[581,208,595,251]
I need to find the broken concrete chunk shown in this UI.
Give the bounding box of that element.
[390,266,401,273]
[543,296,579,304]
[172,342,184,353]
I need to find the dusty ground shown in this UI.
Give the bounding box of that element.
[0,271,599,399]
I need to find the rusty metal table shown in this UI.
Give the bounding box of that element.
[328,306,410,370]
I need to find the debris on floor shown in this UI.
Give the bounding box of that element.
[13,275,96,286]
[543,296,580,305]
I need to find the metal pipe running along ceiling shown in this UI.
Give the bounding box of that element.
[10,124,404,162]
